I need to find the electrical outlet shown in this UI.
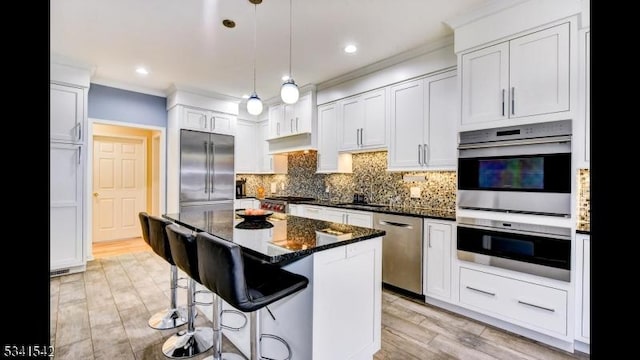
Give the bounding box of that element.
[325,185,330,193]
[270,183,277,193]
[410,187,421,198]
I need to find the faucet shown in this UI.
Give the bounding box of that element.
[360,173,375,204]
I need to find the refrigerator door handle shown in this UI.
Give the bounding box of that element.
[204,141,210,193]
[210,141,215,198]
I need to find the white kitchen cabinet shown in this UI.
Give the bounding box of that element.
[235,120,257,173]
[235,198,260,210]
[320,207,345,223]
[317,103,352,173]
[288,204,302,216]
[302,205,324,221]
[577,29,590,168]
[268,92,314,139]
[298,205,372,228]
[50,142,85,272]
[388,70,457,171]
[50,83,85,144]
[181,106,236,135]
[424,220,452,301]
[459,267,568,337]
[575,233,590,344]
[460,22,570,128]
[344,211,373,228]
[258,120,287,174]
[338,88,387,152]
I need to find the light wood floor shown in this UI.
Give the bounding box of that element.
[52,239,589,360]
[92,237,151,259]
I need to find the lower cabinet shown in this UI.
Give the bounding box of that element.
[50,142,85,272]
[575,234,590,344]
[234,198,260,210]
[299,205,372,227]
[423,220,453,300]
[459,267,568,337]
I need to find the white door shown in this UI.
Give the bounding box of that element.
[509,22,570,118]
[425,221,452,300]
[425,72,458,169]
[317,103,339,172]
[93,136,146,242]
[461,42,509,126]
[339,96,362,151]
[389,79,424,170]
[50,84,84,143]
[361,88,386,149]
[235,120,257,173]
[283,103,296,135]
[294,93,312,133]
[50,143,84,270]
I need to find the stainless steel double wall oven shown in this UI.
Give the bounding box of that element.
[456,120,572,281]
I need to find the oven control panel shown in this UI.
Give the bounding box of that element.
[459,119,572,145]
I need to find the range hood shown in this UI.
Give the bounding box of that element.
[267,132,317,154]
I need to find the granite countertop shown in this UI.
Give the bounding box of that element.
[299,200,456,221]
[163,209,385,265]
[576,222,590,234]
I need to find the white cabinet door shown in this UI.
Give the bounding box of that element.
[294,92,313,133]
[50,143,84,270]
[320,208,346,223]
[210,112,236,135]
[258,120,271,172]
[425,71,458,169]
[461,42,509,126]
[581,235,590,340]
[303,205,324,221]
[288,204,301,216]
[317,103,339,172]
[509,23,570,118]
[389,79,425,170]
[235,120,257,173]
[50,84,84,143]
[283,103,296,136]
[268,104,285,138]
[361,88,386,149]
[181,107,209,131]
[345,211,373,228]
[577,29,590,168]
[338,96,362,151]
[584,30,590,165]
[424,220,452,300]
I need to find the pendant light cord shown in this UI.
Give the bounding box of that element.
[253,4,257,93]
[288,0,292,77]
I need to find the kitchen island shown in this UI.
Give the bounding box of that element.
[164,209,385,360]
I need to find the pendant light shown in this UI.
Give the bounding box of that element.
[246,0,263,115]
[280,0,299,104]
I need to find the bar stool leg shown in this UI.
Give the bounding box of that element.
[148,265,188,329]
[250,311,260,360]
[208,294,244,360]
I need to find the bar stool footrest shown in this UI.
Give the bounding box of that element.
[260,333,292,360]
[221,309,248,331]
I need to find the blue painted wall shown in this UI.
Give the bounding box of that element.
[88,84,167,127]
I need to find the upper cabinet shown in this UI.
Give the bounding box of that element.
[388,70,458,171]
[181,106,236,135]
[268,92,314,139]
[338,88,387,151]
[50,83,86,144]
[461,22,570,129]
[235,119,287,174]
[317,102,352,173]
[576,28,590,168]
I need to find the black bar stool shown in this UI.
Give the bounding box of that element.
[196,232,309,360]
[139,212,188,330]
[164,223,214,358]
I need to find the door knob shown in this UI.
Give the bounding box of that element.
[93,192,99,197]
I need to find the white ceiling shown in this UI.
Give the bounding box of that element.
[51,0,488,101]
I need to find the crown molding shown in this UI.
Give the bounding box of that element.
[166,84,242,103]
[444,0,530,30]
[316,35,454,92]
[90,77,167,97]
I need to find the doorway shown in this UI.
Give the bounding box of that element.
[89,122,163,257]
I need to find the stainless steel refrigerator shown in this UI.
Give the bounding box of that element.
[179,129,234,212]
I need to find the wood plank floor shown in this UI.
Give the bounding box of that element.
[92,237,151,259]
[52,241,590,360]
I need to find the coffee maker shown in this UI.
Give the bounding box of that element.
[236,178,246,198]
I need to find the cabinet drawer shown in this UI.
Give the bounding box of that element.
[460,267,567,336]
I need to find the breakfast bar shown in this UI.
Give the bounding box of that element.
[163,208,385,360]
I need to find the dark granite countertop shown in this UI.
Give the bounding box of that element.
[235,195,258,200]
[163,209,385,265]
[299,200,456,221]
[576,222,590,234]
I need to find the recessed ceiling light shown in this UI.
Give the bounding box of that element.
[282,75,290,81]
[242,94,250,99]
[344,44,357,54]
[222,19,236,28]
[136,67,149,75]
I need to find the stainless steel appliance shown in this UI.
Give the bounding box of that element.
[236,178,246,198]
[260,196,315,213]
[179,129,234,212]
[458,120,571,217]
[373,213,423,295]
[457,217,571,281]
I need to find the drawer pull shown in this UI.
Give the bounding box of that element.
[517,300,555,313]
[466,286,495,297]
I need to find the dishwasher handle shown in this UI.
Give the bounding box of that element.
[378,220,413,229]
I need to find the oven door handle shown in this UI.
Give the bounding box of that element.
[458,135,571,150]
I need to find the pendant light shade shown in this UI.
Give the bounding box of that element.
[280,78,299,104]
[246,1,263,115]
[281,0,299,104]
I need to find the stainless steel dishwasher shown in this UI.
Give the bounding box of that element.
[373,213,423,295]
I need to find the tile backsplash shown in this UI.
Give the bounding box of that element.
[238,151,456,212]
[578,168,590,225]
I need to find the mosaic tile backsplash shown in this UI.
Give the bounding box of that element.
[238,151,456,212]
[578,168,590,226]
